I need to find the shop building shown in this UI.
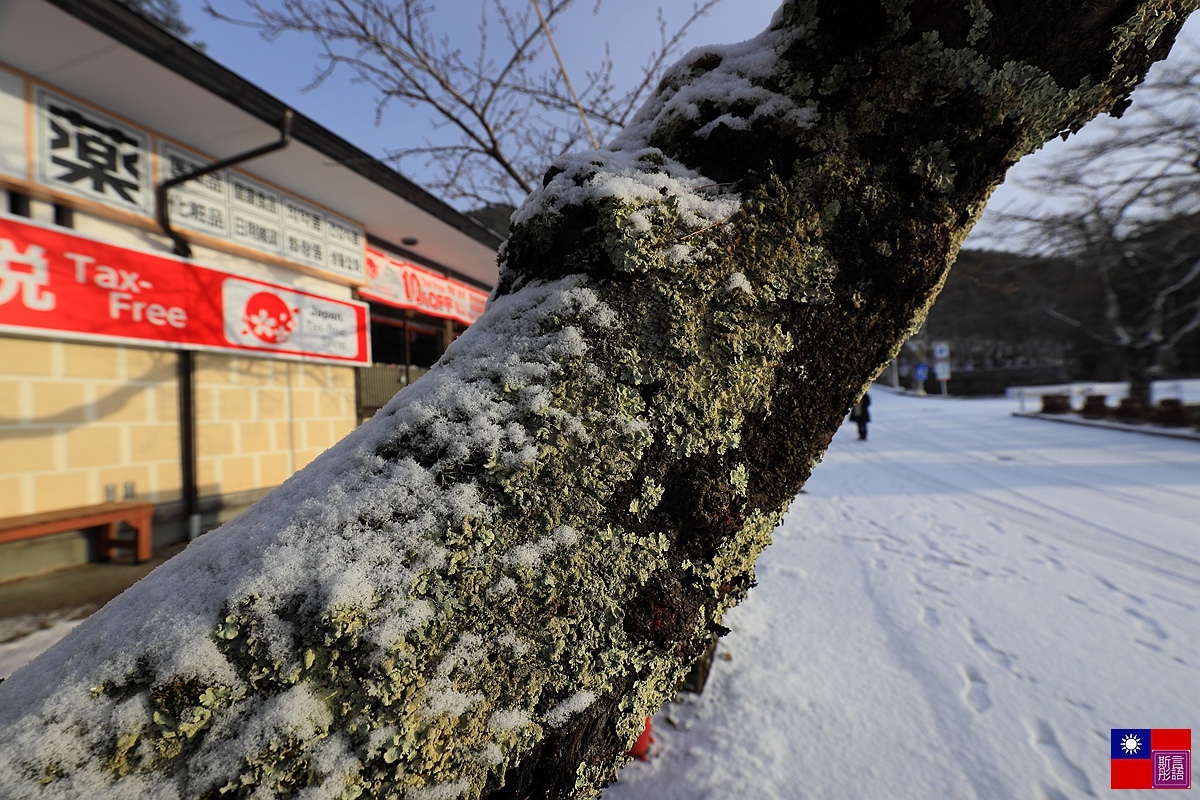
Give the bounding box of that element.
[0,0,502,580]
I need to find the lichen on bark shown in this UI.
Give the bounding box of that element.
[0,1,1195,798]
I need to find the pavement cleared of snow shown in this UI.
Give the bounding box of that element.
[606,389,1200,799]
[0,618,82,681]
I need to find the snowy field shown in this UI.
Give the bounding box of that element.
[607,389,1200,799]
[2,390,1197,797]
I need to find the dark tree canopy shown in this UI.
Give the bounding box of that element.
[120,0,194,39]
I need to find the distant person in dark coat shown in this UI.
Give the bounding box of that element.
[849,392,871,440]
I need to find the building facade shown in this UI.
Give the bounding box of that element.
[0,0,502,580]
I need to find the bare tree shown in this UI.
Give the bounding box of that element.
[204,0,725,207]
[1034,210,1200,406]
[980,37,1200,406]
[1,1,1193,798]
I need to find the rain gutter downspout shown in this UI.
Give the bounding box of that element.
[156,111,293,540]
[156,110,294,260]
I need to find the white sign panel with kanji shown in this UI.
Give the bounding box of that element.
[161,142,230,239]
[158,141,366,283]
[36,89,151,214]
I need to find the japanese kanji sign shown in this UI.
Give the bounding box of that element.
[1111,728,1192,790]
[11,79,367,284]
[0,215,369,364]
[161,141,367,283]
[36,89,151,215]
[361,247,489,326]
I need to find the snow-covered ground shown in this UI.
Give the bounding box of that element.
[1007,379,1200,411]
[2,390,1197,796]
[607,389,1200,799]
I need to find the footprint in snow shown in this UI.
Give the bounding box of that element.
[966,621,1019,675]
[1038,784,1072,800]
[920,606,941,628]
[1097,575,1144,605]
[1025,718,1095,797]
[1043,555,1066,572]
[1123,606,1168,641]
[960,665,992,713]
[1064,697,1095,713]
[1150,592,1198,612]
[912,574,952,596]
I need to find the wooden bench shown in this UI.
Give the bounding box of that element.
[1040,394,1073,414]
[0,501,154,563]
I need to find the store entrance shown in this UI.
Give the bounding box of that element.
[358,313,455,420]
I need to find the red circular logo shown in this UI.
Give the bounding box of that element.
[242,292,298,344]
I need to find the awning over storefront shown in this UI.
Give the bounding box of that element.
[361,247,489,326]
[0,215,370,364]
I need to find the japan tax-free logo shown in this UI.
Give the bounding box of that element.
[241,291,298,345]
[1111,729,1191,790]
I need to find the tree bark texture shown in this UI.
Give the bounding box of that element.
[0,1,1193,797]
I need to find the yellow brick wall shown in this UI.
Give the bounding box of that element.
[194,354,356,497]
[0,336,181,515]
[1,337,358,516]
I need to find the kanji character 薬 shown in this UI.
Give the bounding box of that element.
[47,104,143,208]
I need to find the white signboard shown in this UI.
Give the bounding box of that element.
[161,142,230,238]
[221,274,363,359]
[15,81,367,284]
[361,247,489,326]
[161,141,365,283]
[0,68,27,180]
[36,88,152,215]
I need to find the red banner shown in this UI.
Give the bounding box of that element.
[361,247,489,326]
[0,216,369,364]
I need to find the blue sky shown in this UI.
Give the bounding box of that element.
[183,0,783,200]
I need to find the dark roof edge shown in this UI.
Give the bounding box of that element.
[46,0,505,251]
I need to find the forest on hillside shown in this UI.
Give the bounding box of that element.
[911,215,1200,396]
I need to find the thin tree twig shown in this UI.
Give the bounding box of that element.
[530,0,599,150]
[678,212,737,241]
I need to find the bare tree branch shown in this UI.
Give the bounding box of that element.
[204,0,725,207]
[977,37,1200,403]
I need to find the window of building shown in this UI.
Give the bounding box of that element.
[53,203,74,228]
[7,190,30,218]
[360,315,447,420]
[407,321,442,372]
[369,315,406,367]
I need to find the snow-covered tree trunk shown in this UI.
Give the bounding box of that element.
[1,1,1193,797]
